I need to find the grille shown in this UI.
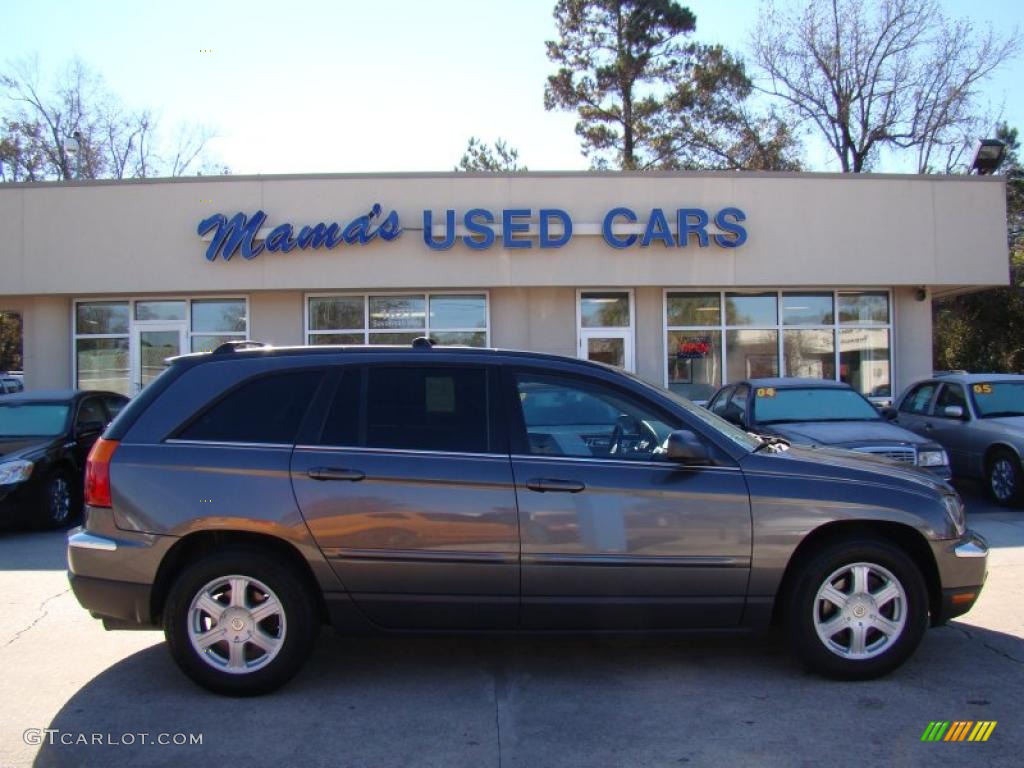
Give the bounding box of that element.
[854,446,916,464]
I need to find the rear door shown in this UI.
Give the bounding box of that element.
[290,362,520,630]
[506,368,752,630]
[896,381,939,435]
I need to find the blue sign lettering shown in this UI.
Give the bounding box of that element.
[713,207,747,248]
[423,209,457,250]
[602,207,638,249]
[463,208,496,250]
[198,211,267,261]
[539,208,572,248]
[641,208,674,248]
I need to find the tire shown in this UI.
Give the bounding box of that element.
[163,549,318,696]
[986,449,1023,507]
[786,538,928,680]
[41,468,77,529]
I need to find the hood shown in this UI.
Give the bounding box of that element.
[763,420,927,448]
[751,443,950,493]
[0,436,55,461]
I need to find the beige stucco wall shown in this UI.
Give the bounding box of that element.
[0,172,1009,297]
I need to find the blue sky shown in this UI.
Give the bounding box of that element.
[5,0,1023,174]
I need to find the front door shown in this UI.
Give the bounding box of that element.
[506,368,752,629]
[290,363,520,630]
[579,329,634,371]
[131,322,186,395]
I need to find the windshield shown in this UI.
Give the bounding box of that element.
[970,381,1024,418]
[752,387,881,424]
[0,403,70,437]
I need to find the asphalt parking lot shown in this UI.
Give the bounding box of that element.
[1,483,1022,768]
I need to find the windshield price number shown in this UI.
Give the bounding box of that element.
[973,383,993,395]
[756,387,776,398]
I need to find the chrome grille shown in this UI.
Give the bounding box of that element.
[854,446,916,464]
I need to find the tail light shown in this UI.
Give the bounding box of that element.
[84,438,119,508]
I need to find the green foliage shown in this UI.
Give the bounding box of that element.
[455,137,527,172]
[544,0,799,171]
[934,124,1024,372]
[0,312,22,371]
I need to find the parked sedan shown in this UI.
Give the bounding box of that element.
[895,373,1024,505]
[707,378,951,479]
[0,389,128,528]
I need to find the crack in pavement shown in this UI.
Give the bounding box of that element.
[3,587,70,648]
[950,623,1024,665]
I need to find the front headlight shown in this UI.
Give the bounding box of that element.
[918,449,949,467]
[943,493,966,535]
[0,459,34,485]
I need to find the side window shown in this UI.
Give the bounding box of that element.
[364,366,491,453]
[76,397,107,429]
[103,396,127,420]
[320,370,362,447]
[178,370,323,444]
[900,383,938,415]
[935,383,967,416]
[709,387,734,416]
[514,372,679,461]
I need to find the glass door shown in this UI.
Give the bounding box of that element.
[580,329,633,371]
[578,290,635,371]
[131,322,186,395]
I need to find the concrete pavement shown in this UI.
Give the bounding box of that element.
[1,485,1021,768]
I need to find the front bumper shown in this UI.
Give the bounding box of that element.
[930,530,989,624]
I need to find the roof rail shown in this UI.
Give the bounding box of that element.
[411,336,435,350]
[211,340,268,355]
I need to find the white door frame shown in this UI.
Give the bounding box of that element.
[576,289,636,372]
[130,321,187,395]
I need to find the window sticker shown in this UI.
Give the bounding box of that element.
[973,383,993,395]
[425,376,456,413]
[756,387,776,398]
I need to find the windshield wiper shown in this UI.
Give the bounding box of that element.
[751,434,791,453]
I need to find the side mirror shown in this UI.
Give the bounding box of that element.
[942,405,965,419]
[76,419,104,436]
[880,406,898,422]
[665,429,710,463]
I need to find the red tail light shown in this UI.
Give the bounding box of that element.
[84,438,119,508]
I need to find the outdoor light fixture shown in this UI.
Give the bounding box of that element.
[970,139,1007,175]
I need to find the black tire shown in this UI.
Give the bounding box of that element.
[163,548,318,696]
[786,538,928,680]
[41,468,77,529]
[986,449,1023,507]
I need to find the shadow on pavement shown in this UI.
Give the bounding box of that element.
[31,621,1024,768]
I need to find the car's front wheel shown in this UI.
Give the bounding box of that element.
[787,538,928,680]
[987,449,1022,507]
[163,549,318,696]
[41,468,76,529]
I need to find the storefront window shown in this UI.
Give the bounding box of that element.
[666,330,722,400]
[307,293,489,347]
[840,328,891,398]
[135,300,186,321]
[191,299,246,333]
[664,290,891,398]
[727,329,779,380]
[784,329,835,379]
[76,302,129,335]
[75,337,129,394]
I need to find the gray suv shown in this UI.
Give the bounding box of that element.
[68,342,988,695]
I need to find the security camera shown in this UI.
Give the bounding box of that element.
[915,287,927,302]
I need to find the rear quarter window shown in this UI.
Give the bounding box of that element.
[176,370,324,444]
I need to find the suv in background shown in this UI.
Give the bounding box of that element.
[896,373,1024,505]
[68,342,987,695]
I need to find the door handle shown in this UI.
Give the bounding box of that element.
[307,467,366,482]
[526,478,586,493]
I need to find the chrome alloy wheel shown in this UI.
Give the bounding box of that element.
[48,475,71,524]
[990,457,1017,503]
[813,562,907,660]
[187,575,287,675]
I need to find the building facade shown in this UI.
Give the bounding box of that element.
[0,171,1009,400]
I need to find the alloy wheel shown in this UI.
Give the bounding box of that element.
[187,575,287,675]
[990,458,1016,503]
[812,562,907,660]
[48,475,71,525]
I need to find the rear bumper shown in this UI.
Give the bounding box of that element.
[68,571,155,627]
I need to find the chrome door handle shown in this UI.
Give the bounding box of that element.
[308,467,366,482]
[526,478,585,493]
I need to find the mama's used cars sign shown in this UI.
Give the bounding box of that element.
[197,204,747,261]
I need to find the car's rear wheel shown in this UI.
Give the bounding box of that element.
[163,549,318,696]
[987,449,1022,507]
[786,538,928,680]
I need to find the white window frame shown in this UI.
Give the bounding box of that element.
[662,288,894,397]
[71,296,250,392]
[304,290,491,346]
[576,288,636,373]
